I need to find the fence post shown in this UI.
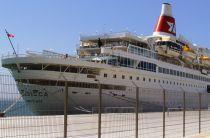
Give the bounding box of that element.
[183,92,186,137]
[64,81,68,138]
[199,93,201,133]
[98,83,102,138]
[135,87,139,138]
[163,89,166,138]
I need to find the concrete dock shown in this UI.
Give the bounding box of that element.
[1,111,210,138]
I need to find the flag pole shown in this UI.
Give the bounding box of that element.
[5,29,17,56]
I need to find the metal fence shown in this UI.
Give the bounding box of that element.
[1,74,210,138]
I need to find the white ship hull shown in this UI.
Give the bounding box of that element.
[18,83,208,115]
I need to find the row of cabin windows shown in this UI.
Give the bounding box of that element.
[17,79,126,90]
[137,61,156,72]
[159,67,210,82]
[103,73,206,89]
[108,56,156,72]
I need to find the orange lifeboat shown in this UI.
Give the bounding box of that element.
[199,55,210,66]
[182,45,197,62]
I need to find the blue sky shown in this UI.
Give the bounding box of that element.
[0,0,210,57]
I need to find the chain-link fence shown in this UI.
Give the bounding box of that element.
[1,74,210,138]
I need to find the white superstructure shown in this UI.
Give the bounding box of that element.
[1,3,210,114]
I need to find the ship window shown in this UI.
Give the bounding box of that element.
[166,69,169,74]
[130,76,132,80]
[183,72,185,77]
[159,67,163,73]
[122,75,125,79]
[136,77,139,80]
[173,70,176,76]
[154,79,156,82]
[190,74,193,79]
[162,80,164,84]
[104,73,107,77]
[85,92,90,95]
[163,68,166,74]
[177,71,180,76]
[158,80,160,83]
[180,72,183,77]
[72,91,78,94]
[149,78,151,82]
[143,77,145,81]
[143,62,147,70]
[113,74,117,78]
[170,69,173,75]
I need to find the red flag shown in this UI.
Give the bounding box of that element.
[7,33,15,38]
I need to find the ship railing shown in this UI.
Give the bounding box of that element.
[1,51,77,60]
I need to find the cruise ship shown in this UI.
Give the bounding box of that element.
[1,3,210,114]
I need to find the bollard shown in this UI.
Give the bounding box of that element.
[163,90,166,138]
[64,81,68,138]
[98,83,102,138]
[183,92,186,137]
[199,93,201,133]
[135,87,139,138]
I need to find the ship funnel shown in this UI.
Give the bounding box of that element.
[153,3,176,37]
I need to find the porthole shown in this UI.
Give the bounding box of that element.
[85,92,90,95]
[72,91,78,94]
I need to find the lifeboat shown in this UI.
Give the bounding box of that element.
[199,55,210,66]
[182,45,197,62]
[155,39,181,58]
